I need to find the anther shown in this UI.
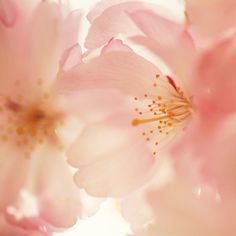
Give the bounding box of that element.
[1,135,8,141]
[16,127,25,135]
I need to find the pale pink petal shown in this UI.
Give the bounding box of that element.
[66,89,126,124]
[87,0,133,23]
[60,43,82,71]
[28,1,68,85]
[60,51,160,96]
[0,0,17,27]
[79,190,104,218]
[86,1,184,51]
[173,112,236,198]
[61,10,82,55]
[68,111,155,197]
[36,147,81,228]
[0,3,36,97]
[121,158,172,230]
[193,33,236,115]
[133,177,236,236]
[0,0,82,233]
[0,214,48,236]
[85,2,144,50]
[0,143,81,231]
[128,9,196,86]
[101,38,133,54]
[199,117,236,198]
[0,145,30,212]
[185,0,236,37]
[0,0,81,98]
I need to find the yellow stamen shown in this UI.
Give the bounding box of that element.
[132,115,170,127]
[16,127,25,135]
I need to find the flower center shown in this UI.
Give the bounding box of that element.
[0,94,65,158]
[132,74,193,156]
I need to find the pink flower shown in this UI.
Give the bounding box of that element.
[60,2,196,197]
[185,0,236,38]
[0,214,47,236]
[61,1,236,224]
[173,32,236,198]
[0,0,85,233]
[131,175,236,236]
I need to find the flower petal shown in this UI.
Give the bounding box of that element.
[193,33,236,115]
[65,89,126,124]
[121,158,172,231]
[0,0,18,27]
[185,0,236,37]
[0,0,81,99]
[0,143,81,230]
[133,177,236,236]
[68,111,155,197]
[173,112,236,198]
[28,1,70,86]
[101,38,133,54]
[0,214,47,236]
[85,1,175,51]
[85,2,144,50]
[87,0,132,23]
[60,43,82,71]
[128,9,196,86]
[36,147,81,228]
[59,50,160,96]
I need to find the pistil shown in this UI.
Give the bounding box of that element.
[132,74,192,156]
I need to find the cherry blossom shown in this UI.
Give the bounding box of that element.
[60,1,196,197]
[61,3,236,230]
[0,0,83,233]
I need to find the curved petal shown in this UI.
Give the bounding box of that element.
[193,33,236,115]
[0,0,82,232]
[59,50,161,97]
[0,0,81,99]
[65,89,127,124]
[133,177,236,236]
[0,0,18,27]
[0,1,35,97]
[128,9,196,87]
[60,43,82,71]
[173,112,236,198]
[85,2,144,50]
[67,110,155,197]
[0,145,30,212]
[0,214,47,236]
[121,158,172,231]
[36,147,81,229]
[28,1,81,88]
[85,1,175,51]
[185,0,236,37]
[0,143,81,231]
[87,0,136,23]
[101,38,133,54]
